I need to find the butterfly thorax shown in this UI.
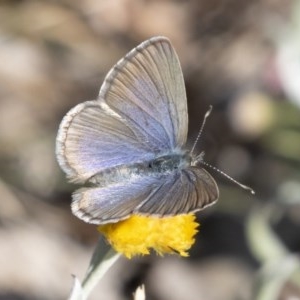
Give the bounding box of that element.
[89,151,191,187]
[149,152,191,172]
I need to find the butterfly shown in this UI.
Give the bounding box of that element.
[56,36,219,224]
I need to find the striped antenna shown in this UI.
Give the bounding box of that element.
[191,105,255,194]
[198,158,255,194]
[190,105,213,156]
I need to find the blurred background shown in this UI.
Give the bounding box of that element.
[1,0,300,299]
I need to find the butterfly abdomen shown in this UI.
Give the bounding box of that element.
[89,152,191,187]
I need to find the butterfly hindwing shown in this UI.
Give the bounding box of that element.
[71,167,218,224]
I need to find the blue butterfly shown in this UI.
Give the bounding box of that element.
[56,36,218,224]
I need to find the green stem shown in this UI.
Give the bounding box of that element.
[69,238,121,300]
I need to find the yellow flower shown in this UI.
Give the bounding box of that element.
[98,214,199,259]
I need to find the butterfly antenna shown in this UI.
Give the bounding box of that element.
[199,160,255,195]
[190,105,213,156]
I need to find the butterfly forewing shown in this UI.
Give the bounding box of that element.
[56,101,156,182]
[99,36,188,150]
[56,36,188,183]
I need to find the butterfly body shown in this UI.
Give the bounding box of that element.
[89,150,190,185]
[56,36,219,224]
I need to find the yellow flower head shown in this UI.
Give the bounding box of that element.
[98,214,199,259]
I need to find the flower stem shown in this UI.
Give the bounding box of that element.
[82,238,121,299]
[69,238,121,300]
